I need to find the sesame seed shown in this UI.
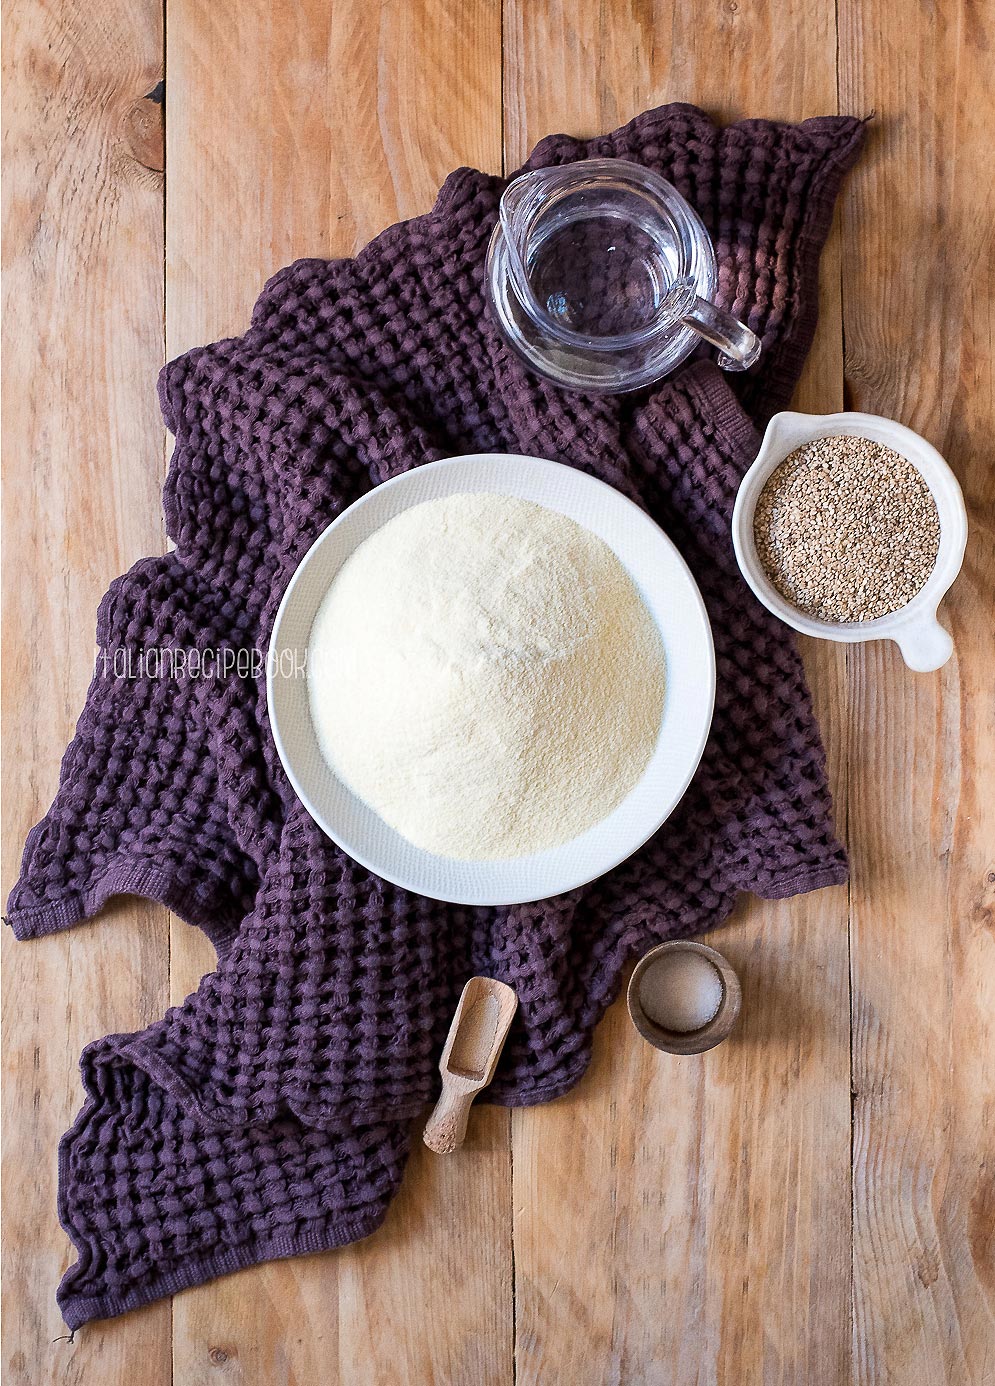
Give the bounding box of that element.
[753,435,940,624]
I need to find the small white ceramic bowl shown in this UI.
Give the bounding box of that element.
[731,411,967,672]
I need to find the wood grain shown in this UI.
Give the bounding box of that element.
[503,3,852,1381]
[166,0,502,355]
[0,1,169,1384]
[3,0,994,1381]
[164,2,509,1381]
[838,0,995,1380]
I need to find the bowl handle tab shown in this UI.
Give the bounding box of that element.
[892,612,953,672]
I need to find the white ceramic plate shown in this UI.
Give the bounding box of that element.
[267,454,715,905]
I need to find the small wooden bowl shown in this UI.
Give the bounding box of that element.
[626,941,741,1055]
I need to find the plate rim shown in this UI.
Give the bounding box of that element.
[267,453,716,906]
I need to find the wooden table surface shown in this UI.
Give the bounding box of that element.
[3,1,993,1383]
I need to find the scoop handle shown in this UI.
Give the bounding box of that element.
[423,1079,474,1154]
[680,294,761,372]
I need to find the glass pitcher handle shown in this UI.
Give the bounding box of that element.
[680,295,761,372]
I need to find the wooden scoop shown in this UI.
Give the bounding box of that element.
[423,977,518,1154]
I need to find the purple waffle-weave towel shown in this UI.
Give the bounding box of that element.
[9,103,861,1329]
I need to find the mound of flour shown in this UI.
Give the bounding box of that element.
[307,492,665,860]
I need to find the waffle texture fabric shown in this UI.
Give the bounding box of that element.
[8,103,862,1330]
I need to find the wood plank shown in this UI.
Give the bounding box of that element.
[164,2,508,1381]
[7,2,992,1382]
[0,0,170,1382]
[503,4,853,1382]
[838,1,995,1380]
[166,0,502,353]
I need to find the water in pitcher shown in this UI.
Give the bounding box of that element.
[527,211,684,341]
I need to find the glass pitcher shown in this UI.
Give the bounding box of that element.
[486,159,761,393]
